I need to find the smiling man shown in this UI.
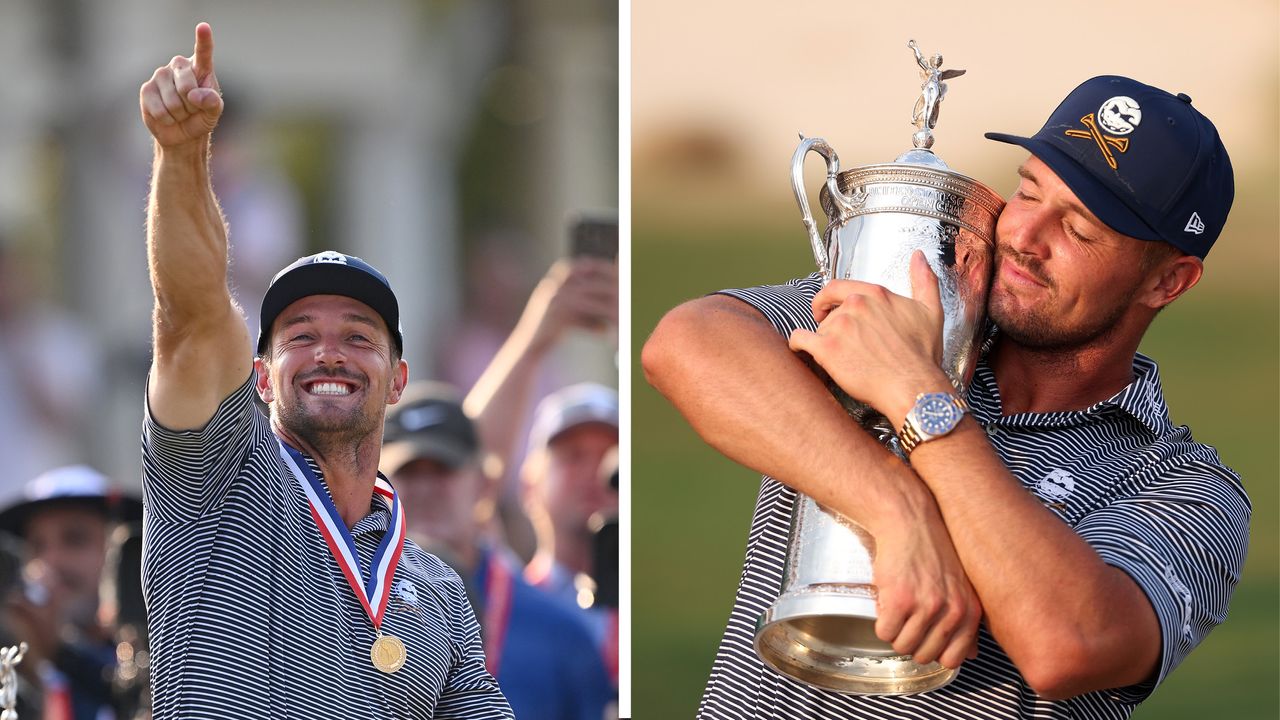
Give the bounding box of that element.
[644,75,1250,719]
[138,23,510,719]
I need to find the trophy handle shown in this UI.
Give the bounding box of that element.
[791,135,849,280]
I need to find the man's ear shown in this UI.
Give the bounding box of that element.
[1143,254,1203,310]
[386,359,409,405]
[254,358,274,403]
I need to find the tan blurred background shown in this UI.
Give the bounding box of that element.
[631,1,1278,718]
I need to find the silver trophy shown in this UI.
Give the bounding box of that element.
[0,643,26,720]
[753,40,1002,695]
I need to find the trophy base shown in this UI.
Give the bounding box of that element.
[755,589,958,695]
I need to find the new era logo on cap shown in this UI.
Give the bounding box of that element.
[1184,212,1205,235]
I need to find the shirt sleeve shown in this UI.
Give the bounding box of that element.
[716,273,824,337]
[141,373,269,522]
[1074,458,1251,702]
[434,574,514,719]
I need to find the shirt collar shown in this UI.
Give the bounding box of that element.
[1103,352,1175,437]
[296,452,392,535]
[973,332,1173,437]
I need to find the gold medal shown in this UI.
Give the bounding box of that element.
[371,633,406,673]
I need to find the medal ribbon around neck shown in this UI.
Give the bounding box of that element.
[278,440,405,632]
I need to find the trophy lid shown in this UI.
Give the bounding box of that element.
[895,147,950,170]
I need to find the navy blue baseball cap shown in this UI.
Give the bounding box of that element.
[985,75,1233,259]
[257,251,403,356]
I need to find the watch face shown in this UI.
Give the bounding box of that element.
[915,393,962,437]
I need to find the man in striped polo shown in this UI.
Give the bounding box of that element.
[644,76,1249,718]
[138,24,511,718]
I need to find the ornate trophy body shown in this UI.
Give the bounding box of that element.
[753,40,1003,695]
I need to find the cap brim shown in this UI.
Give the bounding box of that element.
[984,132,1162,242]
[546,419,619,448]
[0,495,143,539]
[380,437,473,477]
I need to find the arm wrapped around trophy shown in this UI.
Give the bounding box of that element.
[752,39,1002,695]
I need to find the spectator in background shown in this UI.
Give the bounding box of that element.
[464,256,618,562]
[382,382,613,720]
[521,383,620,686]
[0,465,143,720]
[0,240,102,506]
[521,384,619,606]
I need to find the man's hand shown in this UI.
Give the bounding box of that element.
[871,499,983,668]
[788,251,952,424]
[522,257,618,350]
[139,22,223,148]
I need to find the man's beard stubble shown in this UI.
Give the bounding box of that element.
[989,249,1134,353]
[274,367,384,458]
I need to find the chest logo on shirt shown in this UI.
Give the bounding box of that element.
[393,578,419,608]
[1036,469,1076,502]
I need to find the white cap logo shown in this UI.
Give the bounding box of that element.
[1184,212,1206,235]
[314,251,348,264]
[1097,96,1142,136]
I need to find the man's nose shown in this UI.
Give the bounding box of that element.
[314,338,346,365]
[999,205,1051,258]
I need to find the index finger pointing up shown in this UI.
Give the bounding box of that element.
[193,22,215,81]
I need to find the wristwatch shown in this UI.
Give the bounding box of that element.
[898,392,968,455]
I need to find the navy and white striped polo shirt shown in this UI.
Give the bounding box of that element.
[697,274,1250,720]
[141,377,512,719]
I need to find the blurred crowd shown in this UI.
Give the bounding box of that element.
[0,3,617,716]
[0,128,618,717]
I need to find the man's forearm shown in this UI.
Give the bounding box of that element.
[906,419,1161,698]
[642,294,931,536]
[464,313,547,473]
[147,139,233,332]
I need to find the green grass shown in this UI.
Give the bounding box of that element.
[631,219,1279,719]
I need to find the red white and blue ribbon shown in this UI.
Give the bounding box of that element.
[278,439,405,630]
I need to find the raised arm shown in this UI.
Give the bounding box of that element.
[140,23,252,430]
[642,291,981,669]
[464,258,617,476]
[464,257,616,558]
